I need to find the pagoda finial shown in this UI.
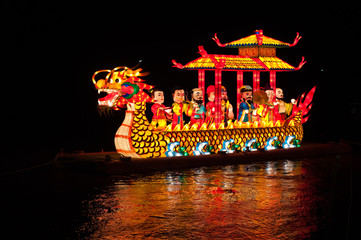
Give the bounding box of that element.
[212,33,226,47]
[255,29,264,45]
[288,32,302,47]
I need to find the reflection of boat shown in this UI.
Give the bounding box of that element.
[92,30,315,159]
[57,142,352,175]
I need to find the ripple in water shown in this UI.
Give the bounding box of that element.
[78,159,328,239]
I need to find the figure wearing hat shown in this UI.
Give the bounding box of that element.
[171,87,192,130]
[205,85,234,126]
[264,83,275,105]
[221,85,234,126]
[190,88,206,126]
[238,85,256,122]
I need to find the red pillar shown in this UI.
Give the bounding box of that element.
[214,70,222,128]
[270,71,276,94]
[198,69,205,105]
[236,70,243,118]
[253,71,260,91]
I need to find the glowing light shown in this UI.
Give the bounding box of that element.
[290,86,317,123]
[220,139,235,153]
[265,136,278,151]
[270,71,276,93]
[199,123,208,130]
[212,30,301,48]
[95,29,313,158]
[214,70,222,127]
[242,139,258,152]
[236,70,243,117]
[92,69,111,89]
[178,55,296,71]
[253,71,260,92]
[193,141,211,155]
[113,102,304,158]
[198,69,205,105]
[282,135,296,149]
[165,142,183,157]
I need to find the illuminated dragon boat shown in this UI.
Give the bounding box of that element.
[92,30,316,158]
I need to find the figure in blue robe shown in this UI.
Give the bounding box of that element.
[237,85,255,122]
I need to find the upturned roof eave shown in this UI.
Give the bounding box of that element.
[182,55,296,71]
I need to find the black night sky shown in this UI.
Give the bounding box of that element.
[2,2,361,171]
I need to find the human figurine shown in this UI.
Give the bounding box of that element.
[275,88,296,120]
[171,87,192,130]
[253,88,269,122]
[190,88,206,126]
[149,88,169,130]
[265,84,275,105]
[238,85,255,122]
[221,86,234,126]
[205,85,216,126]
[263,84,278,122]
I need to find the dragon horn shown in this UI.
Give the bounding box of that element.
[105,66,127,82]
[92,69,111,87]
[131,62,141,70]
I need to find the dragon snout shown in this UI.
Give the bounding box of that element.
[97,89,121,108]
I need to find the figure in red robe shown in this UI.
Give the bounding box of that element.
[150,88,170,130]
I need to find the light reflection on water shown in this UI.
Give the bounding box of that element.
[79,160,326,239]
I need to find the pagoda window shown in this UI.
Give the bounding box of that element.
[259,47,276,57]
[238,47,259,57]
[238,47,276,57]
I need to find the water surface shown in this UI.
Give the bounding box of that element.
[3,154,359,239]
[78,159,339,239]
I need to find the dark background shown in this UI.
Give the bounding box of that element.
[2,2,360,172]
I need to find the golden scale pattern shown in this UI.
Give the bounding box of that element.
[130,102,168,158]
[130,102,303,158]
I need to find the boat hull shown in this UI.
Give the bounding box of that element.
[115,103,303,158]
[165,124,303,155]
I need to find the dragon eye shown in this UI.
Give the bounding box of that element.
[115,78,120,83]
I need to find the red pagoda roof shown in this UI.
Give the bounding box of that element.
[223,34,289,48]
[173,40,306,72]
[213,30,302,48]
[178,54,296,71]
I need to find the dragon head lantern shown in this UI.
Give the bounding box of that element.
[92,66,154,115]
